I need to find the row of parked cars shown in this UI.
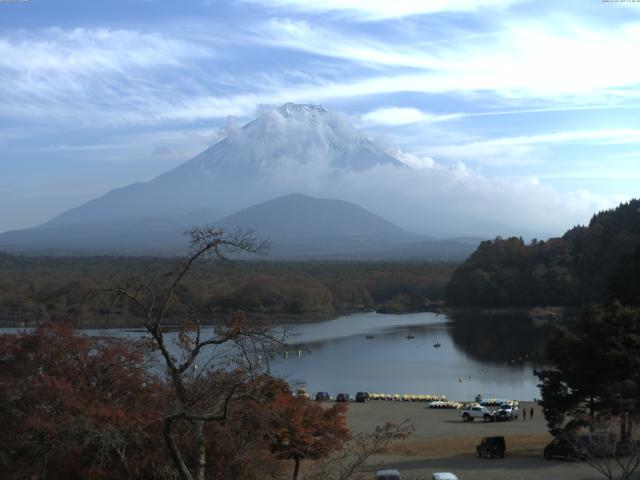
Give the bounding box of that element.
[296,389,370,403]
[459,402,519,422]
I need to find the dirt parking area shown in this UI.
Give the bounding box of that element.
[345,401,604,480]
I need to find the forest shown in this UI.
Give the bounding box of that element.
[1,230,413,480]
[446,199,640,307]
[0,254,454,327]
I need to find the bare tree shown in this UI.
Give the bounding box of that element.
[554,417,640,480]
[581,423,640,480]
[305,421,414,480]
[110,227,285,480]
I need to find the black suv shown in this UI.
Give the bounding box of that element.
[315,392,330,402]
[336,393,350,402]
[355,391,369,403]
[476,436,506,459]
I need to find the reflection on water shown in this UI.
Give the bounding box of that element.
[270,311,548,401]
[448,311,550,365]
[0,311,550,401]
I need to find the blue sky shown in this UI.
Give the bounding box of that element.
[1,0,639,233]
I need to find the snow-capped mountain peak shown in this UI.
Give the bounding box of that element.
[276,102,329,119]
[178,103,404,178]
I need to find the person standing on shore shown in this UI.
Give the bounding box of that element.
[523,409,526,421]
[530,407,534,420]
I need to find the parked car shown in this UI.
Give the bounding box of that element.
[375,469,401,479]
[356,391,369,403]
[336,393,350,402]
[460,404,495,422]
[432,473,459,480]
[495,403,518,421]
[543,438,587,461]
[315,391,330,401]
[476,436,506,459]
[295,388,310,400]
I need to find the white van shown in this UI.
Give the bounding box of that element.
[432,473,459,480]
[376,469,401,480]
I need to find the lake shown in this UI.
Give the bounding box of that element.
[271,311,546,401]
[1,311,549,401]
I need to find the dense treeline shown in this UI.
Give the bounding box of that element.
[446,199,640,307]
[0,255,454,326]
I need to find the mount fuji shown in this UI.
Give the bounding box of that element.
[43,103,404,228]
[0,104,479,258]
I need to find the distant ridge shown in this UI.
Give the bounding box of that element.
[216,193,410,241]
[0,193,479,259]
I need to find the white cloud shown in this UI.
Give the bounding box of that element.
[4,17,640,128]
[386,148,435,170]
[0,27,215,124]
[421,129,640,166]
[238,0,527,21]
[318,160,614,237]
[253,19,446,70]
[255,17,640,102]
[362,107,449,126]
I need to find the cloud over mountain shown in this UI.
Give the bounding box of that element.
[7,103,609,243]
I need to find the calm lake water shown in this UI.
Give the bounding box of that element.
[1,311,549,401]
[272,311,546,401]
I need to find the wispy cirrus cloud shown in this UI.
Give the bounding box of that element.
[362,107,458,126]
[237,0,528,21]
[4,16,640,127]
[0,27,216,124]
[253,17,640,102]
[413,128,640,166]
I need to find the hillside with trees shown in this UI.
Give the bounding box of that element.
[446,199,640,307]
[0,254,454,327]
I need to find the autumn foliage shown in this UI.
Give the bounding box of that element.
[265,393,350,479]
[0,323,358,480]
[0,322,167,479]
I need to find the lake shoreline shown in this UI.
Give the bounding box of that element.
[0,304,579,330]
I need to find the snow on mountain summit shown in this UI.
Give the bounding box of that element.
[276,102,329,119]
[178,103,403,177]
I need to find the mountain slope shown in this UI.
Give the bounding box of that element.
[216,193,409,241]
[42,103,403,229]
[0,210,222,255]
[0,192,479,259]
[212,193,479,260]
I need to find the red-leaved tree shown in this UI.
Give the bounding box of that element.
[0,322,168,479]
[264,393,350,480]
